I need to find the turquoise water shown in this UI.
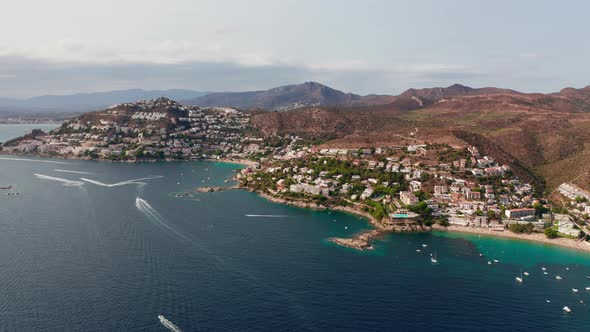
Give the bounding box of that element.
[1,155,590,331]
[0,123,60,143]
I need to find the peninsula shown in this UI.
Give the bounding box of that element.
[3,83,590,252]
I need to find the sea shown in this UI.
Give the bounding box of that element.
[0,123,60,143]
[1,130,590,331]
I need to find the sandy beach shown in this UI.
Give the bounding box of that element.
[433,224,590,253]
[251,190,590,253]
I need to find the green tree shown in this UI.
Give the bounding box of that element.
[508,223,534,234]
[544,228,558,239]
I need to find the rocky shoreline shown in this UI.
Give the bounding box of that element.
[6,154,589,254]
[252,191,427,250]
[248,189,590,253]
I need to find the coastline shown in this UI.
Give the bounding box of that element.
[252,190,423,250]
[249,189,590,253]
[5,152,589,253]
[432,224,590,253]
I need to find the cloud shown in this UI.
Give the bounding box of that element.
[0,51,487,98]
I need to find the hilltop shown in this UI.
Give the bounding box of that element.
[250,84,590,191]
[0,89,208,113]
[4,82,590,192]
[184,82,397,111]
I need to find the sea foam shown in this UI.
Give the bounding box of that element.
[34,173,84,187]
[80,176,163,187]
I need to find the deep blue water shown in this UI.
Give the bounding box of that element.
[1,156,590,331]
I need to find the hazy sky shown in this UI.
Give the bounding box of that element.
[1,0,589,98]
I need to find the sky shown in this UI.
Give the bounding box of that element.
[1,0,589,98]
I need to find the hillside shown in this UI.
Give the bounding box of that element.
[184,82,397,111]
[250,85,590,192]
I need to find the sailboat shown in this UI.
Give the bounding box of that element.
[431,250,438,264]
[516,270,523,283]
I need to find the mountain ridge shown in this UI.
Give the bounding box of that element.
[0,89,208,113]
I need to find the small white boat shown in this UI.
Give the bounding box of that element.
[542,267,547,271]
[516,270,523,283]
[572,288,579,293]
[566,267,570,271]
[544,271,549,275]
[431,250,438,264]
[422,244,428,247]
[344,226,348,230]
[479,253,483,256]
[493,259,499,263]
[524,272,530,276]
[416,249,421,252]
[556,276,563,280]
[488,261,492,265]
[563,306,572,313]
[546,300,551,303]
[580,300,584,304]
[585,287,590,290]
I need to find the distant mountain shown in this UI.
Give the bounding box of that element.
[184,82,528,111]
[0,89,209,113]
[183,82,397,111]
[399,83,522,106]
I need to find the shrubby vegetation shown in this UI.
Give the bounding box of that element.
[508,223,534,234]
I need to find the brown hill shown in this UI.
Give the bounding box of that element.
[251,86,590,192]
[184,82,400,111]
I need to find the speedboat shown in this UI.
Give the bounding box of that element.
[422,244,428,247]
[524,272,530,276]
[416,249,421,252]
[493,259,499,263]
[515,271,523,283]
[488,261,492,265]
[556,275,563,280]
[431,250,438,264]
[542,267,547,271]
[544,271,549,275]
[572,288,579,293]
[563,306,572,313]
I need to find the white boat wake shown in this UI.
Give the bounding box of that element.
[54,169,95,175]
[245,214,289,218]
[158,315,182,332]
[34,173,84,186]
[0,157,75,165]
[135,197,190,242]
[80,176,163,187]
